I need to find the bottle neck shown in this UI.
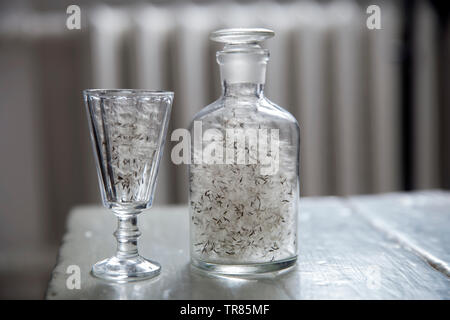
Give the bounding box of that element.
[222,82,264,98]
[219,60,267,86]
[217,44,269,94]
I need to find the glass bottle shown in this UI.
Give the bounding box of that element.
[189,28,299,274]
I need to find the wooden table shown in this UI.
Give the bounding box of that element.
[46,191,450,299]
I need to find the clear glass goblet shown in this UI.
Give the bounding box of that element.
[83,89,173,282]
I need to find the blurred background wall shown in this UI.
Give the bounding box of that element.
[0,0,448,298]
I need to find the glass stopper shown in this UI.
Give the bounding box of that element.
[210,28,274,45]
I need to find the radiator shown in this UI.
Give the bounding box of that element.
[0,0,443,247]
[85,1,406,200]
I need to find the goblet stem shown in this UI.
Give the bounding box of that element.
[114,213,141,259]
[91,210,161,281]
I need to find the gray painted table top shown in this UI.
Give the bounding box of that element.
[46,191,450,299]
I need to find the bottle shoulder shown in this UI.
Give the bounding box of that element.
[191,98,224,123]
[259,97,299,127]
[191,96,299,129]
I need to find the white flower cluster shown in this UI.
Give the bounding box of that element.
[190,112,298,264]
[94,98,163,204]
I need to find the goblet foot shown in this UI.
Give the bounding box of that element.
[91,255,161,282]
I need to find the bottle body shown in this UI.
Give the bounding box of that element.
[189,83,299,274]
[189,28,300,274]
